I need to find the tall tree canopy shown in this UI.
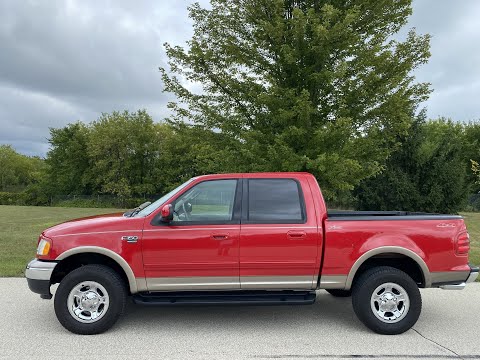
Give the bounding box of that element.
[44,110,172,199]
[87,110,162,198]
[160,0,431,199]
[356,118,471,213]
[45,122,91,195]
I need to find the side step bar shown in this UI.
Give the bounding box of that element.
[133,290,316,306]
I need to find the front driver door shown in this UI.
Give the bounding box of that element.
[142,178,242,291]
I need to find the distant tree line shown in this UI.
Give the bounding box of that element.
[356,116,480,213]
[0,145,44,191]
[1,0,479,212]
[1,110,232,208]
[1,111,479,212]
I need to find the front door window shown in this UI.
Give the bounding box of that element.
[172,179,238,224]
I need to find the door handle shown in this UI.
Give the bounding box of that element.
[287,230,306,239]
[211,233,229,240]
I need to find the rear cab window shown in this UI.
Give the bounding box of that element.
[243,178,306,223]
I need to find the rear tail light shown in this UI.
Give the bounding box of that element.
[455,232,470,255]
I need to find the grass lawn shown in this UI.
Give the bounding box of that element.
[0,205,479,278]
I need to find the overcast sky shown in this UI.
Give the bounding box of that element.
[1,0,479,157]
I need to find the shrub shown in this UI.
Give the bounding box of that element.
[0,192,28,205]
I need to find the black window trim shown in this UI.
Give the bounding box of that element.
[241,178,307,225]
[151,178,243,226]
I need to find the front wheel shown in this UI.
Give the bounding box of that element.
[54,264,127,335]
[352,266,421,335]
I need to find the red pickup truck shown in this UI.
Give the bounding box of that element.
[26,172,478,335]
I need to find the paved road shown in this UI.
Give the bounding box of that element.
[1,278,480,360]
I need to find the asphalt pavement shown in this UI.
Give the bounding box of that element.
[1,278,480,360]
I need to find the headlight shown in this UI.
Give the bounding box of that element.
[37,237,51,256]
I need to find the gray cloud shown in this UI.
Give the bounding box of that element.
[408,0,480,121]
[0,0,203,156]
[0,0,478,156]
[0,0,192,101]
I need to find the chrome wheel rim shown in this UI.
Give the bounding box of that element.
[370,282,410,323]
[67,281,110,323]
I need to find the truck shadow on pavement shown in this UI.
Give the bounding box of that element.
[115,290,364,333]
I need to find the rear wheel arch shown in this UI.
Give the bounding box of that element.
[53,247,140,294]
[346,247,430,290]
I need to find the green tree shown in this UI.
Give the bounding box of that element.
[356,118,470,213]
[45,122,91,195]
[0,145,44,191]
[464,122,480,193]
[87,110,163,198]
[472,160,480,185]
[0,145,21,191]
[160,0,431,200]
[157,123,247,191]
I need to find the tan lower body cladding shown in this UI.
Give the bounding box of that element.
[134,271,470,292]
[318,271,471,290]
[319,275,348,289]
[137,275,318,291]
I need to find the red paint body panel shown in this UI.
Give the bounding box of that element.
[141,225,240,278]
[322,218,469,276]
[39,214,146,277]
[36,172,471,288]
[239,175,321,277]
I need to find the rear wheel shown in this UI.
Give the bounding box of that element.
[352,266,421,335]
[326,289,352,297]
[54,264,127,335]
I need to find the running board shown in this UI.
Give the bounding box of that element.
[132,290,316,306]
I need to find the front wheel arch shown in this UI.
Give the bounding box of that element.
[52,250,137,294]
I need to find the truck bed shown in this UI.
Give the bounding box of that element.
[327,210,462,221]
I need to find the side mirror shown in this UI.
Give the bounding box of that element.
[160,204,174,223]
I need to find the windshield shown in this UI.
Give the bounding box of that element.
[133,178,196,217]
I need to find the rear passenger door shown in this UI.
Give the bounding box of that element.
[239,176,320,290]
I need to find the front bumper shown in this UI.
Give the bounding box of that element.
[25,259,58,299]
[439,265,479,290]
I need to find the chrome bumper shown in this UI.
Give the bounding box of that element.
[25,259,57,299]
[25,259,57,280]
[467,270,479,283]
[439,265,479,290]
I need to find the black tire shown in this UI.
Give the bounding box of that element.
[326,289,352,297]
[54,264,127,335]
[352,266,421,335]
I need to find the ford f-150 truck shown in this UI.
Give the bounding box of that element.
[26,172,479,335]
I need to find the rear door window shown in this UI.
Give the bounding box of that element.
[245,179,306,223]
